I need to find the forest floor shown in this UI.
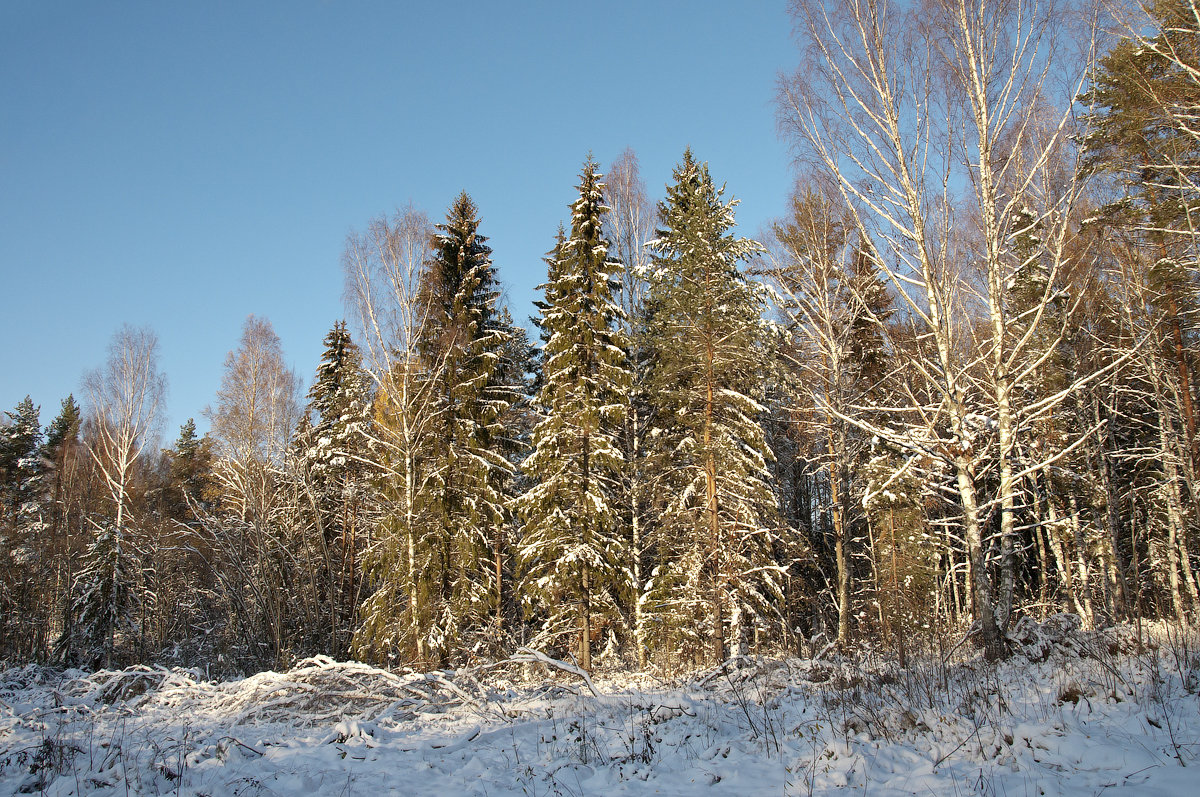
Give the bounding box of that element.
[0,616,1196,796]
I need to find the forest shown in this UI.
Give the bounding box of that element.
[1,0,1199,679]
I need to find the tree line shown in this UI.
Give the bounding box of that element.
[1,0,1197,672]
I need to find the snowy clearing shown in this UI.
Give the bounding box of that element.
[1,617,1197,796]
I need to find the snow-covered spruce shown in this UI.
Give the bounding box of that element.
[515,157,633,673]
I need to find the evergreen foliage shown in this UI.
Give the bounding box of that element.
[57,522,138,668]
[358,192,522,665]
[1,397,44,539]
[300,321,374,530]
[0,397,47,657]
[160,418,214,520]
[1083,0,1200,448]
[1083,0,1200,237]
[642,150,781,665]
[515,157,633,670]
[8,17,1200,670]
[297,321,375,656]
[43,395,81,461]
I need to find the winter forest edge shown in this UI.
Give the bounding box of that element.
[2,3,1200,779]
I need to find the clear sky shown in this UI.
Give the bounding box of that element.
[1,0,798,441]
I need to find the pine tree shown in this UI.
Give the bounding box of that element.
[43,396,81,462]
[1082,0,1200,232]
[642,151,782,665]
[1081,0,1200,618]
[515,158,633,670]
[1083,0,1200,463]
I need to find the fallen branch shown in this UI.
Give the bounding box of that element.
[510,648,599,698]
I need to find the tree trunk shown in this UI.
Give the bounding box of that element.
[629,404,648,670]
[1068,494,1096,628]
[1097,393,1130,621]
[579,432,592,673]
[830,423,851,648]
[955,453,1006,661]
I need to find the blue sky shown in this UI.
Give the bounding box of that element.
[1,1,797,440]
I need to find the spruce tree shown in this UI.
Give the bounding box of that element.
[642,151,781,665]
[302,320,373,536]
[490,305,536,632]
[838,245,896,643]
[299,320,374,655]
[168,419,213,514]
[393,192,520,664]
[151,418,215,529]
[40,395,83,543]
[0,397,45,659]
[57,522,136,668]
[515,158,633,670]
[843,247,894,393]
[0,397,43,538]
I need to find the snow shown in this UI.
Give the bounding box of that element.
[1,618,1196,796]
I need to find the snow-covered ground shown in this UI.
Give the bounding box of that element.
[1,617,1196,796]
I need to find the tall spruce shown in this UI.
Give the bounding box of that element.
[642,150,782,665]
[410,192,520,664]
[515,158,632,671]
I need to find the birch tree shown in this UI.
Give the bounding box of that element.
[603,148,657,667]
[780,0,1101,656]
[201,315,301,666]
[63,325,165,667]
[83,325,166,537]
[343,205,444,663]
[766,188,895,647]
